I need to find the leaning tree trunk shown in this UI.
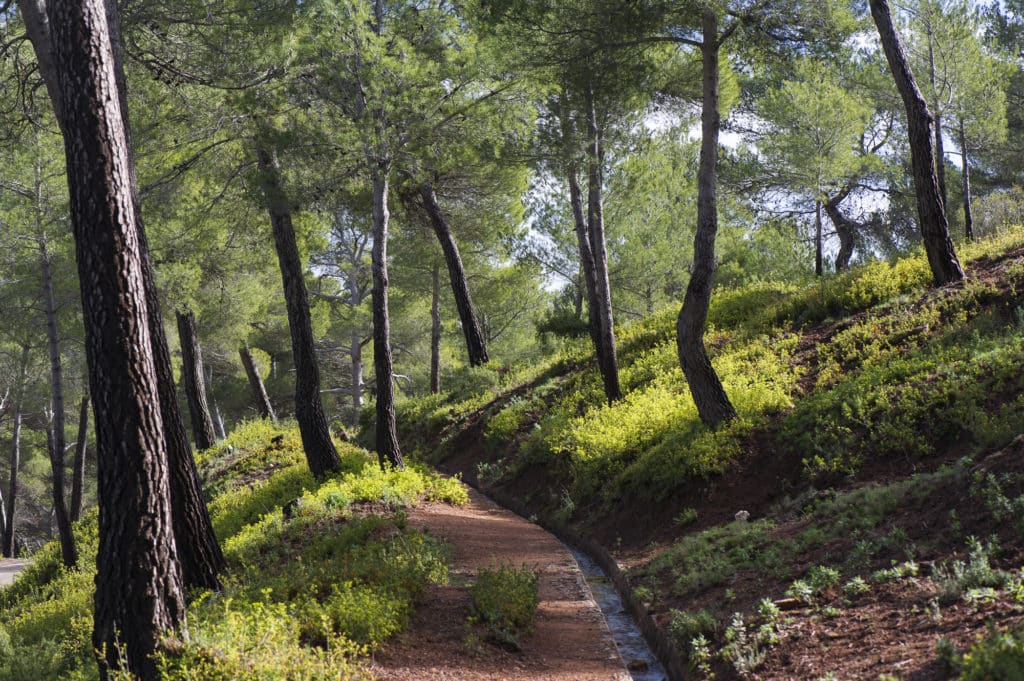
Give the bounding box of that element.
[71,392,89,521]
[370,163,405,469]
[430,261,442,394]
[176,309,217,450]
[960,118,974,240]
[256,142,342,478]
[869,0,964,286]
[568,167,604,362]
[240,342,276,421]
[419,183,489,367]
[2,345,29,557]
[676,10,737,427]
[585,86,623,404]
[40,242,77,567]
[926,30,948,208]
[48,0,186,676]
[26,0,224,592]
[824,196,859,272]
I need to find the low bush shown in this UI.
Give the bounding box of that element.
[469,564,539,649]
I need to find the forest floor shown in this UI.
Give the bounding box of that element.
[369,486,631,681]
[0,559,25,587]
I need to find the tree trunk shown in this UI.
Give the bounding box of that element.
[676,11,737,427]
[960,117,974,240]
[823,192,859,271]
[568,166,603,359]
[419,183,489,367]
[869,0,964,286]
[349,332,363,423]
[814,199,823,277]
[48,0,186,675]
[25,0,225,593]
[256,142,342,478]
[2,346,27,558]
[240,342,276,421]
[71,391,89,521]
[585,86,622,404]
[40,242,77,567]
[370,164,405,469]
[45,416,77,567]
[926,28,948,208]
[430,262,442,393]
[176,309,217,450]
[208,370,227,440]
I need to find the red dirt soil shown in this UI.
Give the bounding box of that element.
[370,487,630,681]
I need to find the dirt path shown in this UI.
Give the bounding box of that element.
[0,559,27,587]
[370,488,630,681]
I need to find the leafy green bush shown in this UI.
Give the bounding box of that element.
[959,626,1024,680]
[469,564,539,649]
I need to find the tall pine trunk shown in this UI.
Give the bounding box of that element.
[430,261,442,394]
[371,164,404,469]
[585,87,622,404]
[814,199,824,277]
[40,242,77,567]
[240,342,276,421]
[176,309,217,450]
[960,118,974,240]
[869,0,964,286]
[676,11,737,427]
[2,345,28,557]
[71,392,89,521]
[256,142,342,478]
[419,183,489,367]
[48,0,186,675]
[568,167,603,361]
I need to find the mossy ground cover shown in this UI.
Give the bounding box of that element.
[406,227,1024,679]
[0,419,466,680]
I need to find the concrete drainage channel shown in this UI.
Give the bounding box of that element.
[570,547,668,681]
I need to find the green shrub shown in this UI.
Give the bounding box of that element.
[469,564,539,648]
[668,609,718,655]
[959,626,1024,681]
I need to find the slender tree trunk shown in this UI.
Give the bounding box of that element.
[208,369,227,439]
[40,242,77,567]
[2,345,29,558]
[814,199,824,277]
[26,0,225,593]
[48,0,186,675]
[240,342,276,421]
[585,86,622,404]
[869,0,964,286]
[676,11,737,427]
[71,392,89,521]
[419,183,489,367]
[960,118,974,240]
[176,309,217,450]
[45,415,77,566]
[370,163,404,469]
[926,28,948,208]
[568,167,603,358]
[256,142,342,477]
[430,261,442,394]
[349,332,363,422]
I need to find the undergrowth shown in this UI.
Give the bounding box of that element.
[0,422,466,680]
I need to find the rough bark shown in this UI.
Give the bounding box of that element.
[585,87,622,404]
[25,0,225,593]
[676,10,738,427]
[419,183,489,367]
[40,243,77,567]
[568,167,603,358]
[370,164,405,469]
[814,199,824,277]
[176,309,217,450]
[256,142,342,478]
[48,0,186,675]
[870,0,964,285]
[430,262,442,394]
[71,392,89,521]
[960,118,974,240]
[240,342,276,421]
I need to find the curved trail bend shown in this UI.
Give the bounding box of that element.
[371,487,632,681]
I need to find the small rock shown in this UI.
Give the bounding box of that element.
[735,510,750,522]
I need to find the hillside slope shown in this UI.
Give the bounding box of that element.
[406,228,1024,680]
